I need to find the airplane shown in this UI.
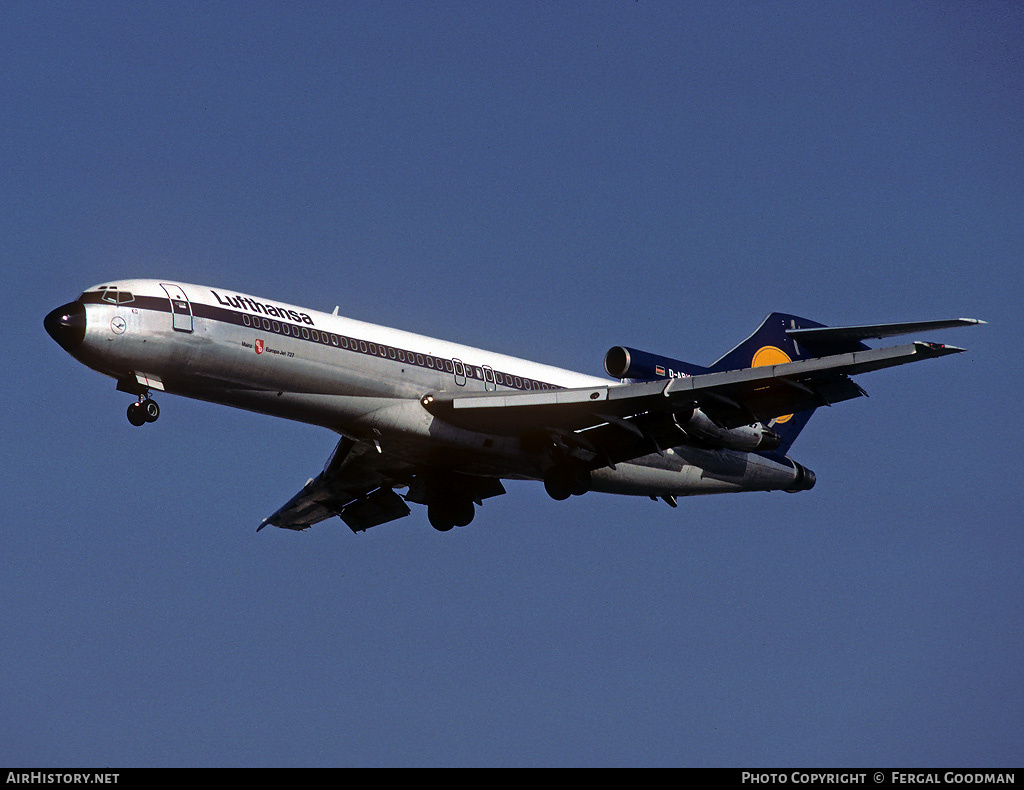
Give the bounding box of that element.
[44,280,983,534]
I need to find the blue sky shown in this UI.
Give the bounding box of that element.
[4,2,1022,767]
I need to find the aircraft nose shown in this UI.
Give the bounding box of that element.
[44,301,86,353]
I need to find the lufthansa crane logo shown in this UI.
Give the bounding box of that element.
[752,345,793,424]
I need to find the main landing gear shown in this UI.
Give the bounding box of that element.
[126,397,160,426]
[427,499,475,532]
[407,473,505,533]
[543,467,592,501]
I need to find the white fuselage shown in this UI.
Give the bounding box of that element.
[51,279,809,498]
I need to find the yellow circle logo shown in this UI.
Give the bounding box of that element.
[752,346,793,424]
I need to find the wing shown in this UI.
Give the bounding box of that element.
[258,436,414,533]
[422,339,968,465]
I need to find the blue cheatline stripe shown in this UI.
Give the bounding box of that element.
[77,291,562,392]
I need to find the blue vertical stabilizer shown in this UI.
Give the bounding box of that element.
[708,313,867,453]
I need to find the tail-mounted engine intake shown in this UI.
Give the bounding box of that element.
[672,403,782,452]
[604,346,708,381]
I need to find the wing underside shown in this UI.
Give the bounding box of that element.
[259,436,415,533]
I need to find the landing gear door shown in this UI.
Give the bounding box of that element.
[160,283,193,333]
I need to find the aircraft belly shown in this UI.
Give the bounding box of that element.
[591,462,738,496]
[590,448,804,497]
[350,400,543,479]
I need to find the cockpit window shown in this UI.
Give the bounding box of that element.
[98,287,134,305]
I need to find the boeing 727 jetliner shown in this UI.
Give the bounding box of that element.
[45,280,982,533]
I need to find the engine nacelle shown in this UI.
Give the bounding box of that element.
[673,406,782,452]
[604,346,708,381]
[785,460,816,492]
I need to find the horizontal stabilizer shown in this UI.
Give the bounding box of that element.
[787,318,984,346]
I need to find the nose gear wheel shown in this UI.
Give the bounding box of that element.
[127,397,160,426]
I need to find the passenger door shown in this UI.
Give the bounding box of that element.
[160,283,193,333]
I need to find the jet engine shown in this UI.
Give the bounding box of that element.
[605,346,782,452]
[785,460,816,492]
[672,403,782,452]
[604,346,708,381]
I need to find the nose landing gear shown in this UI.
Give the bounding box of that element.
[116,377,162,427]
[127,397,160,426]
